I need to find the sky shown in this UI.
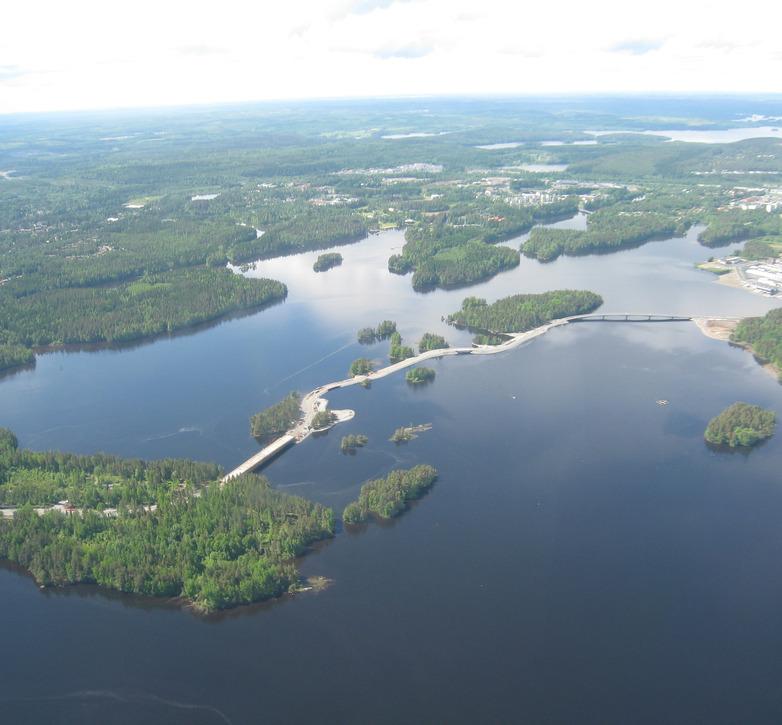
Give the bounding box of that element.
[2,0,782,114]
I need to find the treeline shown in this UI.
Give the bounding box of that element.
[732,309,782,379]
[0,268,286,360]
[0,429,221,508]
[0,474,334,612]
[342,465,438,524]
[0,343,35,373]
[233,210,367,260]
[447,290,603,333]
[704,403,776,447]
[250,392,301,438]
[699,210,782,247]
[523,209,681,261]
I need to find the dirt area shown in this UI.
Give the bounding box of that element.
[692,317,739,341]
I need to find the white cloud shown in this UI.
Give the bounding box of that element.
[1,0,781,113]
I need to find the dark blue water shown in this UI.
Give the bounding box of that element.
[2,223,782,724]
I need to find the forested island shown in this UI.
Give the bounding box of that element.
[418,332,449,353]
[340,434,368,453]
[389,331,415,363]
[406,367,436,385]
[350,358,374,376]
[357,320,397,345]
[447,290,603,333]
[250,392,301,439]
[704,403,776,448]
[342,465,438,524]
[732,309,782,379]
[313,252,343,272]
[0,430,334,612]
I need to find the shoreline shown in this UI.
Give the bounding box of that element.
[693,316,780,380]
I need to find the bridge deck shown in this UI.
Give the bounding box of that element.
[222,434,295,482]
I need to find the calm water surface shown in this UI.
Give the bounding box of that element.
[2,221,782,723]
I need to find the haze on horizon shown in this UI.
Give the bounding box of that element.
[2,0,782,115]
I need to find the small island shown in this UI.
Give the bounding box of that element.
[349,358,374,376]
[342,464,438,524]
[390,423,432,443]
[704,402,776,448]
[405,367,436,385]
[389,331,414,363]
[313,252,343,272]
[250,392,301,439]
[418,332,449,353]
[341,434,368,453]
[357,320,397,345]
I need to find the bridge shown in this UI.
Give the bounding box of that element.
[568,313,692,323]
[221,312,738,483]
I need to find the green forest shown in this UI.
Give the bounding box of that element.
[704,403,776,447]
[523,207,682,262]
[342,465,438,524]
[2,100,771,374]
[732,309,782,379]
[447,290,603,333]
[0,430,334,612]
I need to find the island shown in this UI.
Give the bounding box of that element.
[349,358,374,376]
[250,392,301,439]
[406,367,436,385]
[704,402,776,448]
[340,434,368,453]
[357,320,397,345]
[418,332,449,353]
[389,423,432,443]
[447,290,603,333]
[342,465,438,524]
[389,331,415,363]
[313,252,343,272]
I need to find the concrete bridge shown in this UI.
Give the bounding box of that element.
[221,312,737,482]
[568,313,692,323]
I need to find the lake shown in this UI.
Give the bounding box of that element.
[1,219,782,723]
